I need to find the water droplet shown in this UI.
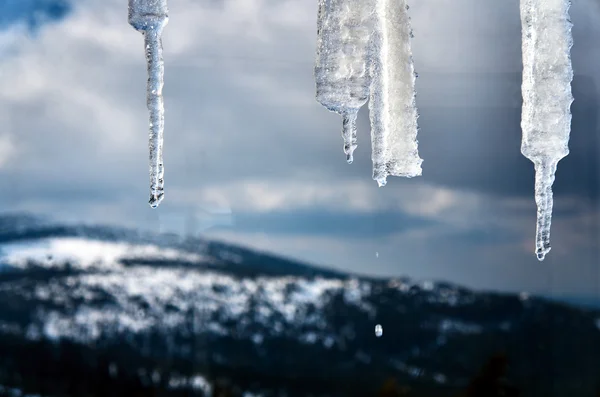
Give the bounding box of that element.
[375,324,383,337]
[375,252,379,258]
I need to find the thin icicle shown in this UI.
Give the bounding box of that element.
[315,0,375,164]
[368,0,422,187]
[520,0,573,260]
[129,0,169,208]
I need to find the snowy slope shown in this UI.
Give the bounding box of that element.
[0,214,598,397]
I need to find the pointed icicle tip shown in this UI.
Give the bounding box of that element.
[342,112,358,165]
[149,192,164,208]
[536,246,550,261]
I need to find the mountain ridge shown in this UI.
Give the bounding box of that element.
[0,213,598,397]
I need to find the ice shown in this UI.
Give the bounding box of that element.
[314,0,376,164]
[368,0,422,187]
[128,0,169,208]
[520,0,573,260]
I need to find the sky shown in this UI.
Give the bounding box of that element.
[0,0,597,302]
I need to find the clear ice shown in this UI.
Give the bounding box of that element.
[368,0,422,187]
[129,0,169,208]
[314,0,376,164]
[520,0,573,261]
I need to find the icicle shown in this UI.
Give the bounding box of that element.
[368,0,422,187]
[128,0,169,208]
[314,0,375,164]
[341,112,358,163]
[520,0,573,260]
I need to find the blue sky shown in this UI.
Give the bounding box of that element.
[0,0,70,31]
[0,0,597,302]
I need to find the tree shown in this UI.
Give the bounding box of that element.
[464,353,520,397]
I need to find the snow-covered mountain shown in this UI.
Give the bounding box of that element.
[0,213,598,397]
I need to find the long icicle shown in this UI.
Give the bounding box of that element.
[315,0,375,164]
[129,0,169,208]
[520,0,573,260]
[368,0,422,187]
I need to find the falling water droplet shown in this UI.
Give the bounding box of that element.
[375,252,379,258]
[375,324,383,337]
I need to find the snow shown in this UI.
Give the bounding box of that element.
[438,319,483,335]
[128,0,169,208]
[520,0,573,260]
[0,237,207,270]
[0,237,378,343]
[368,0,422,186]
[190,375,212,394]
[314,0,375,163]
[27,268,370,341]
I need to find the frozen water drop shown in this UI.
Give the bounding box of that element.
[375,324,383,337]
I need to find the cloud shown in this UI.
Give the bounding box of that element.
[0,0,597,300]
[0,0,71,32]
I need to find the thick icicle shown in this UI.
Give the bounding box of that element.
[314,0,375,164]
[520,0,573,261]
[128,0,169,208]
[368,0,422,187]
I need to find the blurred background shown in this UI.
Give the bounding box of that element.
[0,0,597,396]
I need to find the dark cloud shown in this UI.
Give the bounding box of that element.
[222,209,437,238]
[0,0,71,32]
[413,74,599,200]
[0,0,597,301]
